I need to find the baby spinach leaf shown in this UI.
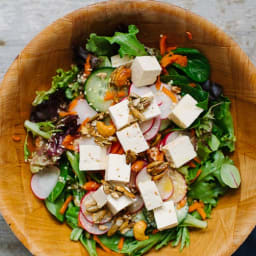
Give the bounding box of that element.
[220,163,241,188]
[173,54,210,83]
[48,162,69,202]
[70,227,83,241]
[65,203,80,229]
[80,235,97,256]
[45,192,65,222]
[172,47,201,55]
[86,25,147,57]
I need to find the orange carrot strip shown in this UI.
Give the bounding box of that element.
[110,142,121,154]
[131,160,145,173]
[68,97,81,112]
[194,157,201,164]
[161,87,177,103]
[161,53,187,68]
[104,91,116,101]
[12,135,21,142]
[78,117,90,132]
[62,135,76,151]
[83,181,100,191]
[166,46,177,51]
[188,201,204,213]
[84,54,92,76]
[189,83,197,88]
[197,207,207,220]
[152,229,159,234]
[59,111,77,117]
[190,169,202,183]
[160,34,167,56]
[155,76,161,90]
[188,161,196,168]
[117,147,125,155]
[178,198,187,209]
[60,195,73,214]
[117,91,126,98]
[186,31,193,40]
[93,235,112,253]
[78,217,84,228]
[118,237,125,250]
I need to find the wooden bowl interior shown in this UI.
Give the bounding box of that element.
[0,1,256,255]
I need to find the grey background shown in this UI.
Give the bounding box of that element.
[0,0,255,255]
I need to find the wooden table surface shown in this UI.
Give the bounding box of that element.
[0,0,255,255]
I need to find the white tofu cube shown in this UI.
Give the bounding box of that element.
[153,201,178,231]
[162,135,197,168]
[108,99,134,130]
[107,193,134,215]
[111,54,133,67]
[169,94,203,128]
[116,123,149,154]
[141,91,161,120]
[105,154,131,183]
[138,180,163,210]
[91,186,108,208]
[79,145,106,171]
[131,56,162,87]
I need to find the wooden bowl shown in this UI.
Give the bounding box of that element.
[0,1,256,255]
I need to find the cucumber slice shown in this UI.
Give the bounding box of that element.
[159,119,171,132]
[175,203,189,224]
[84,67,115,112]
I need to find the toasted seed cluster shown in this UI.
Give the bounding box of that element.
[147,161,169,181]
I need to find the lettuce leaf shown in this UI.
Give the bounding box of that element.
[86,25,147,57]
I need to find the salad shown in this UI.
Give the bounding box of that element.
[24,25,241,256]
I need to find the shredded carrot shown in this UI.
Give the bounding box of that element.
[131,160,145,172]
[161,87,178,103]
[84,54,92,76]
[188,201,204,213]
[68,97,81,112]
[12,135,21,142]
[117,90,126,98]
[157,152,164,161]
[155,76,161,90]
[161,53,187,68]
[78,217,84,228]
[197,207,207,220]
[177,198,187,209]
[189,83,197,88]
[78,117,90,132]
[186,31,193,40]
[190,169,202,183]
[188,160,196,168]
[110,142,121,154]
[190,129,195,137]
[83,181,100,191]
[62,135,76,151]
[194,157,201,164]
[152,229,159,234]
[117,147,125,155]
[104,91,116,101]
[118,237,125,250]
[93,235,112,253]
[160,34,167,56]
[166,46,177,51]
[60,195,73,214]
[59,111,77,117]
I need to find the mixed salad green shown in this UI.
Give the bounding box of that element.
[24,25,240,256]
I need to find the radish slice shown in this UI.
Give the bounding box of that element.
[136,167,151,188]
[144,116,161,141]
[127,195,144,214]
[80,192,112,224]
[129,84,151,96]
[168,170,187,203]
[149,84,178,119]
[155,174,174,201]
[31,166,60,199]
[139,119,154,134]
[72,99,97,124]
[160,131,190,148]
[79,211,111,235]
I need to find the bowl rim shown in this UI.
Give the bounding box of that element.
[0,0,256,255]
